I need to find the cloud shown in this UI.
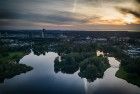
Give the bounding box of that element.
[0,10,86,25]
[116,7,140,18]
[115,0,140,19]
[135,0,140,3]
[0,0,140,30]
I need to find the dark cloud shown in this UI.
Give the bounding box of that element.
[135,0,140,3]
[0,10,85,24]
[115,0,140,19]
[0,0,81,25]
[116,7,140,18]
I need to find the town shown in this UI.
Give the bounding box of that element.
[0,30,140,58]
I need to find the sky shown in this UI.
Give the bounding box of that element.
[0,0,140,31]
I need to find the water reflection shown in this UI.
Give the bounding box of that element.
[0,51,85,94]
[0,50,140,94]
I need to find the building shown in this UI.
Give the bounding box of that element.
[42,29,45,38]
[124,47,140,58]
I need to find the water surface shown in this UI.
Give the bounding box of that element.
[0,51,140,94]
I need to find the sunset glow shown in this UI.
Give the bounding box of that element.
[0,0,140,30]
[123,14,136,24]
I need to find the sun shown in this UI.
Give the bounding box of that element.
[123,14,135,24]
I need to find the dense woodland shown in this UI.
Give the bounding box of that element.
[0,36,140,86]
[54,52,109,81]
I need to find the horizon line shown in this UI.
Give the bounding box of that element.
[0,29,139,32]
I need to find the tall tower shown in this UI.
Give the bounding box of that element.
[42,29,45,38]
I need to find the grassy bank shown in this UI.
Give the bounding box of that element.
[116,68,140,87]
[0,51,33,83]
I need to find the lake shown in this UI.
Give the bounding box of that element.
[0,50,140,94]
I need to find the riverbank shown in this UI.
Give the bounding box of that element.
[0,51,33,83]
[101,45,140,87]
[116,68,140,87]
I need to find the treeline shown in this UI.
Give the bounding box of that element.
[116,57,140,86]
[51,41,99,54]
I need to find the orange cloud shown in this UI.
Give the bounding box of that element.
[85,15,140,25]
